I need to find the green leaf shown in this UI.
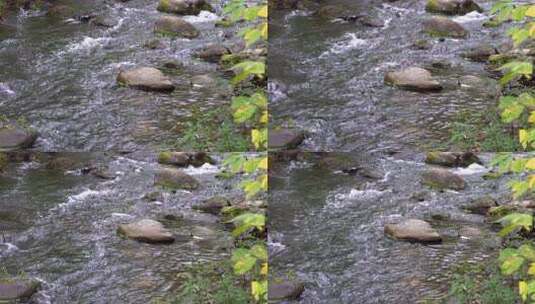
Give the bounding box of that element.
[231,248,257,275]
[500,254,525,275]
[250,244,268,261]
[520,243,535,261]
[231,213,265,237]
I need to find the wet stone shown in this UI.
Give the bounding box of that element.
[0,279,41,301]
[117,67,175,92]
[269,128,305,150]
[117,219,175,244]
[421,168,466,191]
[384,219,442,243]
[268,281,305,301]
[384,67,443,92]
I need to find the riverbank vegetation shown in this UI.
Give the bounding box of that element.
[447,2,535,303]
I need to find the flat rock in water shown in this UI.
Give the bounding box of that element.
[117,219,175,243]
[268,281,305,301]
[157,0,213,15]
[117,67,175,92]
[461,44,497,62]
[384,67,442,92]
[193,196,231,215]
[423,17,468,38]
[269,128,305,150]
[0,279,41,301]
[0,124,38,151]
[462,196,497,215]
[384,219,442,243]
[425,0,483,15]
[154,16,199,38]
[154,168,199,190]
[421,168,466,190]
[158,152,190,166]
[195,44,230,63]
[425,152,481,167]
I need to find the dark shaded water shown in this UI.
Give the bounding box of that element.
[0,0,233,151]
[270,0,510,152]
[0,153,243,303]
[269,152,512,303]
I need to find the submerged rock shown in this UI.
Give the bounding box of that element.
[47,4,75,18]
[157,0,213,15]
[118,219,175,244]
[384,67,443,92]
[268,281,305,301]
[461,44,497,62]
[0,123,38,151]
[412,39,432,50]
[117,67,175,92]
[154,168,199,190]
[154,16,199,38]
[158,152,214,167]
[90,15,118,28]
[194,44,231,63]
[315,5,349,19]
[193,196,231,215]
[421,168,466,190]
[423,17,468,38]
[425,0,482,15]
[384,219,442,243]
[462,196,498,215]
[269,128,305,150]
[0,279,41,301]
[425,152,481,167]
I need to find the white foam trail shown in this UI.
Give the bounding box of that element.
[453,11,487,24]
[183,11,219,23]
[66,36,111,53]
[0,242,19,253]
[452,163,489,175]
[56,189,113,210]
[182,163,220,175]
[321,33,368,57]
[0,83,15,96]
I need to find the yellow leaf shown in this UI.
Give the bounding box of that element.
[520,129,529,149]
[261,262,268,275]
[260,22,268,40]
[260,110,268,124]
[530,23,535,37]
[527,158,535,170]
[258,5,268,18]
[526,5,535,17]
[529,111,535,124]
[260,174,268,191]
[520,280,528,302]
[258,157,268,170]
[529,262,535,275]
[529,175,535,189]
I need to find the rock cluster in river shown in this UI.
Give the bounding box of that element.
[157,0,213,15]
[425,0,482,15]
[154,15,199,38]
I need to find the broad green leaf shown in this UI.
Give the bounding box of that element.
[232,248,257,275]
[520,243,535,261]
[500,254,525,275]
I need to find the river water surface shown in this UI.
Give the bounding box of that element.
[0,0,233,151]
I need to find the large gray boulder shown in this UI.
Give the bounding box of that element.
[0,279,41,301]
[384,219,442,243]
[268,281,305,301]
[117,219,175,243]
[425,0,483,15]
[157,0,213,15]
[269,128,305,150]
[0,123,38,151]
[154,168,200,190]
[154,16,199,38]
[423,17,468,38]
[384,67,443,92]
[117,67,175,92]
[421,168,466,190]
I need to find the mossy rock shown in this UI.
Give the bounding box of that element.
[154,168,200,190]
[425,0,482,16]
[154,16,199,38]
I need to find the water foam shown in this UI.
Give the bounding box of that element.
[66,36,112,53]
[321,33,368,57]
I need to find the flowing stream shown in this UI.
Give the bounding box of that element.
[0,0,233,151]
[0,152,241,303]
[270,0,515,152]
[270,152,512,303]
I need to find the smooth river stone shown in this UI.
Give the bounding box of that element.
[384,219,442,243]
[268,128,305,150]
[118,219,175,244]
[384,67,443,92]
[117,67,175,92]
[0,124,38,151]
[0,280,41,301]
